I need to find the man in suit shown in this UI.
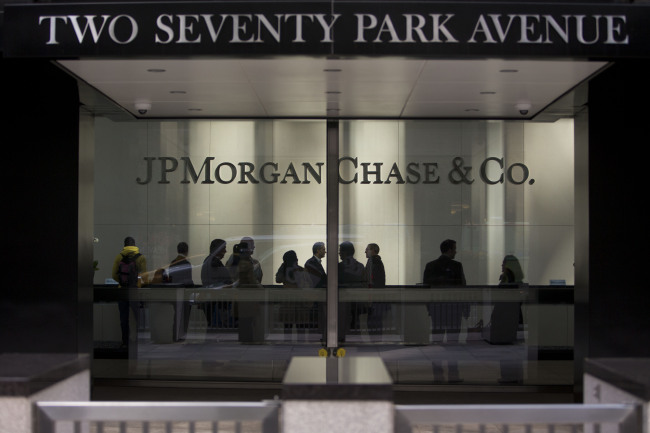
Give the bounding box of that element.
[167,241,194,286]
[365,243,388,338]
[423,239,468,383]
[338,241,367,342]
[305,242,327,288]
[423,239,466,287]
[305,242,327,341]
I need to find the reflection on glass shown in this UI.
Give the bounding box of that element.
[92,118,574,388]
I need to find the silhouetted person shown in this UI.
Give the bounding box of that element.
[423,239,468,383]
[305,242,327,341]
[499,255,524,285]
[165,241,194,340]
[234,241,265,343]
[201,239,233,327]
[201,239,231,287]
[338,241,367,342]
[226,237,263,284]
[423,239,466,287]
[338,241,367,286]
[276,250,311,288]
[112,236,148,349]
[494,255,525,384]
[305,242,327,288]
[167,241,193,286]
[276,250,311,341]
[365,243,388,337]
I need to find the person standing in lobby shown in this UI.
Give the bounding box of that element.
[226,237,263,284]
[338,241,367,342]
[305,241,327,341]
[423,239,468,383]
[305,242,327,288]
[365,243,388,338]
[165,241,194,341]
[112,236,148,348]
[201,239,232,327]
[166,241,193,286]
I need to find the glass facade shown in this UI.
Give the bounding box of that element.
[93,117,574,386]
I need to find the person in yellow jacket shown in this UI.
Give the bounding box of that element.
[111,236,148,347]
[112,236,148,287]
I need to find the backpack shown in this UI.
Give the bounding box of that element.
[118,253,141,288]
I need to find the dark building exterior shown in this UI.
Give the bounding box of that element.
[1,0,649,401]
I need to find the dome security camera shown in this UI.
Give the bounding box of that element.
[515,103,532,116]
[134,101,152,115]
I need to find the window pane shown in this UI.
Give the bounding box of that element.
[337,119,574,386]
[93,119,327,382]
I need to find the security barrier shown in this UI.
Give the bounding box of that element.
[36,401,280,433]
[34,401,640,433]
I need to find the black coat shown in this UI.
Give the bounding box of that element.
[423,255,466,287]
[423,255,468,329]
[338,257,367,288]
[304,256,327,288]
[366,255,386,288]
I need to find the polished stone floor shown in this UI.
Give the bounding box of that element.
[93,328,573,390]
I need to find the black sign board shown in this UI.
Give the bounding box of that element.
[4,1,650,58]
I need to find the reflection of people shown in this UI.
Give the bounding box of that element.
[276,250,311,288]
[338,241,367,342]
[491,255,524,344]
[365,243,388,337]
[201,239,231,287]
[166,242,193,340]
[338,241,367,287]
[226,237,263,284]
[233,241,265,343]
[276,250,311,341]
[111,236,148,348]
[201,239,233,328]
[494,255,525,384]
[305,242,327,288]
[423,239,468,383]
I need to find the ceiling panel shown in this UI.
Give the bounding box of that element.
[59,57,607,119]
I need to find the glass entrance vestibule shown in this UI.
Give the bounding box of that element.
[92,117,575,387]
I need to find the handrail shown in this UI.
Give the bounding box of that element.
[93,285,573,303]
[35,401,641,433]
[36,401,280,433]
[395,403,641,433]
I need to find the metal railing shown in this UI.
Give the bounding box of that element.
[35,401,640,433]
[394,403,641,433]
[36,401,280,433]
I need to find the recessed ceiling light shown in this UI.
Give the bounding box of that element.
[499,69,518,73]
[147,68,166,73]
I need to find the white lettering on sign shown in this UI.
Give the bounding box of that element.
[39,14,138,45]
[154,13,341,44]
[467,14,629,45]
[36,11,629,47]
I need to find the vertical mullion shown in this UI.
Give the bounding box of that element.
[326,119,339,349]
